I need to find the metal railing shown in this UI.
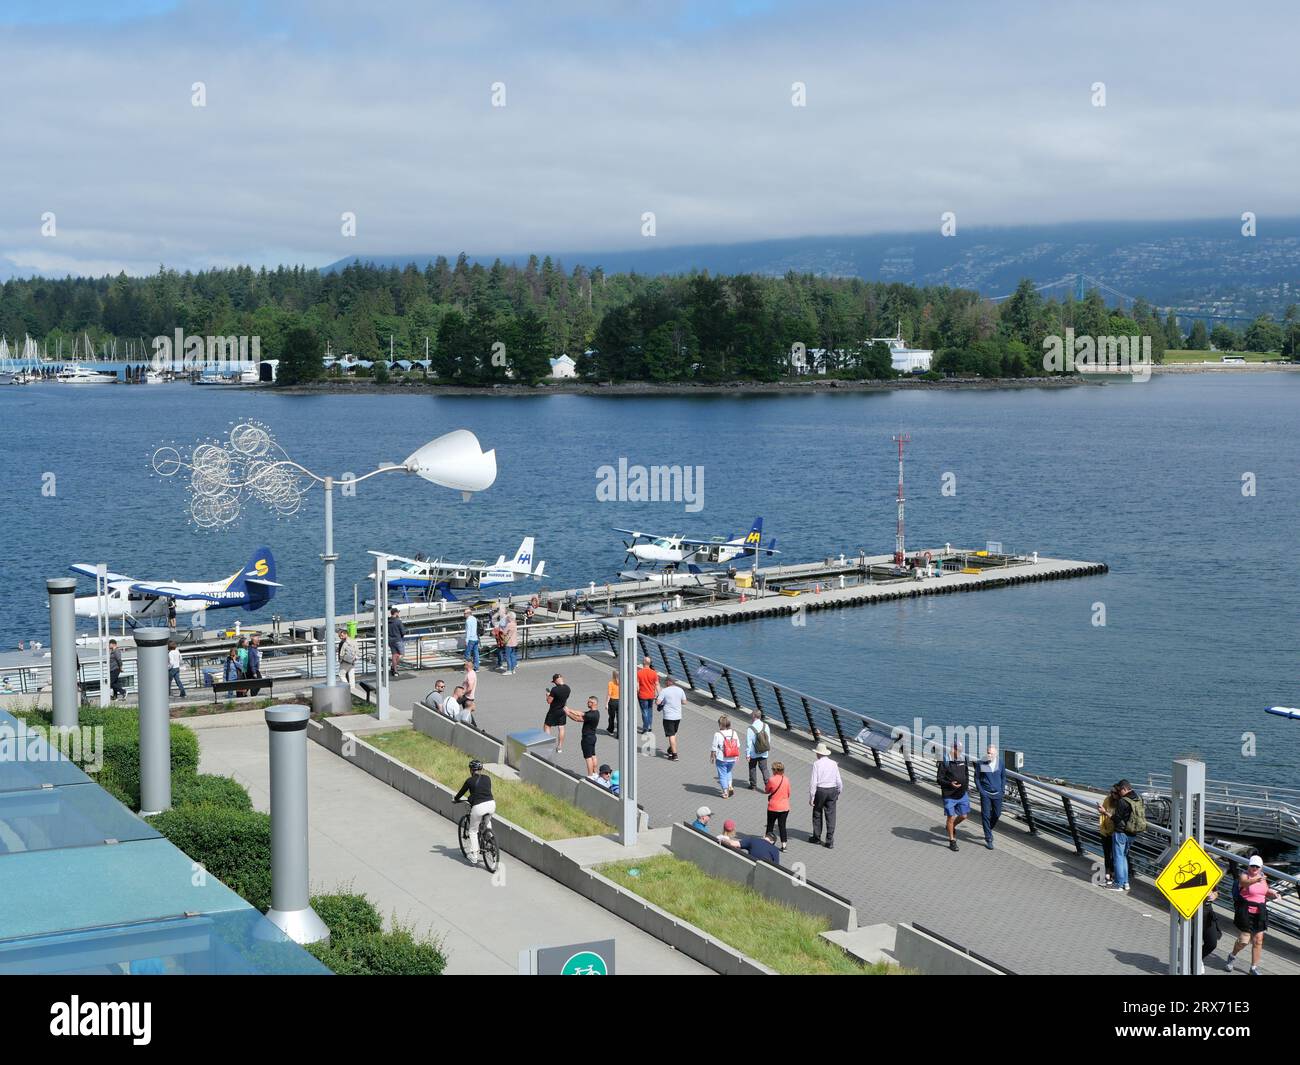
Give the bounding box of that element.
[598,628,1300,945]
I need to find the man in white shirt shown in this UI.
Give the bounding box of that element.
[443,684,465,721]
[808,743,844,849]
[167,640,187,698]
[656,678,686,761]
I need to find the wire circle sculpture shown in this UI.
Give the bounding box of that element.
[151,421,312,529]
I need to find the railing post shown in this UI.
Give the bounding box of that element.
[827,704,849,754]
[772,687,792,730]
[723,669,741,710]
[799,695,817,737]
[746,677,763,716]
[1015,776,1038,835]
[658,644,673,676]
[1062,795,1083,855]
[676,650,694,688]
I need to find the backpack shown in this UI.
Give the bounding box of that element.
[1116,794,1147,835]
[753,724,770,755]
[721,730,741,759]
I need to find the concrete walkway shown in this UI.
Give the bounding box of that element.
[182,710,709,976]
[391,655,1300,977]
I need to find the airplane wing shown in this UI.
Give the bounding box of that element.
[128,582,226,602]
[245,579,282,588]
[613,528,649,540]
[678,536,729,547]
[70,563,136,583]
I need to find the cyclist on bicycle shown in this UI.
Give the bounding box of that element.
[454,760,496,865]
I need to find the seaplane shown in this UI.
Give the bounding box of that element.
[615,517,779,573]
[70,547,281,624]
[371,537,546,601]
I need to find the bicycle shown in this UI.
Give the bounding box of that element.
[1175,859,1202,885]
[456,800,500,873]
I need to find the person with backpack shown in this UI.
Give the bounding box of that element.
[1097,785,1119,887]
[336,627,358,687]
[746,710,772,790]
[1201,889,1222,965]
[711,715,742,798]
[1107,779,1146,893]
[1226,855,1282,975]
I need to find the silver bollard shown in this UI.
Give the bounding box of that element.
[47,577,79,730]
[136,627,171,816]
[262,704,329,944]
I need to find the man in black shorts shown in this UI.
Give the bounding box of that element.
[544,673,571,754]
[567,695,602,777]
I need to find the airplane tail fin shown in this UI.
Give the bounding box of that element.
[742,517,764,553]
[233,547,278,608]
[532,560,545,579]
[510,537,536,572]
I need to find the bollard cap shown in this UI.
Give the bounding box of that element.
[265,704,311,731]
[135,627,171,647]
[46,577,78,594]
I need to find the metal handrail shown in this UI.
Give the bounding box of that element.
[605,628,1300,944]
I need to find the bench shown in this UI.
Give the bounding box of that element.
[78,676,134,698]
[211,677,274,703]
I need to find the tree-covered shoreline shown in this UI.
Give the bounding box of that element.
[2,260,1296,385]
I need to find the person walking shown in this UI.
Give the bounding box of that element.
[1097,784,1119,886]
[567,695,602,777]
[605,669,619,735]
[387,607,406,674]
[235,637,250,696]
[337,627,358,687]
[636,656,658,734]
[809,743,842,848]
[1107,779,1146,893]
[764,759,791,849]
[108,639,126,700]
[462,657,477,704]
[247,634,263,681]
[746,710,771,790]
[1226,855,1282,975]
[544,672,571,753]
[463,608,480,669]
[656,677,685,760]
[167,640,187,698]
[490,603,509,671]
[938,741,970,852]
[221,645,241,689]
[710,715,741,797]
[503,610,519,675]
[974,744,1004,850]
[167,598,177,631]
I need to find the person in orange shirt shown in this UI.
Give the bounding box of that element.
[635,656,659,734]
[606,669,620,735]
[764,760,792,850]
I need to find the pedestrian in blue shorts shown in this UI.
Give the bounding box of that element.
[938,740,970,852]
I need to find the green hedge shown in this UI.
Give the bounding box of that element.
[148,805,273,911]
[305,893,446,975]
[307,925,446,975]
[311,892,383,940]
[172,773,252,811]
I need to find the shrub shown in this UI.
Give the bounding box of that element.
[310,893,383,940]
[149,805,272,911]
[172,773,252,811]
[307,924,446,975]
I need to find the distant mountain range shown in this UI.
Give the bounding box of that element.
[327,218,1300,322]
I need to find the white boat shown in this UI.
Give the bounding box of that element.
[144,369,167,384]
[55,364,117,385]
[195,366,259,385]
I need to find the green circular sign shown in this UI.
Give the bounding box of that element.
[560,950,609,975]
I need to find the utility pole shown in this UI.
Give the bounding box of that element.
[892,434,910,566]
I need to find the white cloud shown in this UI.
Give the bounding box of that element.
[0,0,1296,274]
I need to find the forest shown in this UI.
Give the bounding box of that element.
[2,257,1297,385]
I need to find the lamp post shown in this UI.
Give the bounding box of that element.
[153,425,496,714]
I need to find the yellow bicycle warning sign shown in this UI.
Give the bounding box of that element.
[1155,837,1224,920]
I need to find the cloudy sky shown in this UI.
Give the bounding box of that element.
[1,0,1296,276]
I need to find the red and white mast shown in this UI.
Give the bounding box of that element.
[892,433,910,566]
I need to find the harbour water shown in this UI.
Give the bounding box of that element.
[1,374,1296,789]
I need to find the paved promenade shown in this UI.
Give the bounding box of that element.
[182,710,709,976]
[392,654,1300,976]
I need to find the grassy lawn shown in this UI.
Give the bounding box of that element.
[1163,349,1281,363]
[367,729,610,841]
[598,855,895,975]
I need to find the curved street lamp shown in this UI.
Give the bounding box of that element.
[154,424,496,712]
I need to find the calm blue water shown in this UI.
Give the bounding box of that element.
[1,376,1297,788]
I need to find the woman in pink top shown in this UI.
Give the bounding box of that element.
[764,760,792,850]
[1226,855,1282,975]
